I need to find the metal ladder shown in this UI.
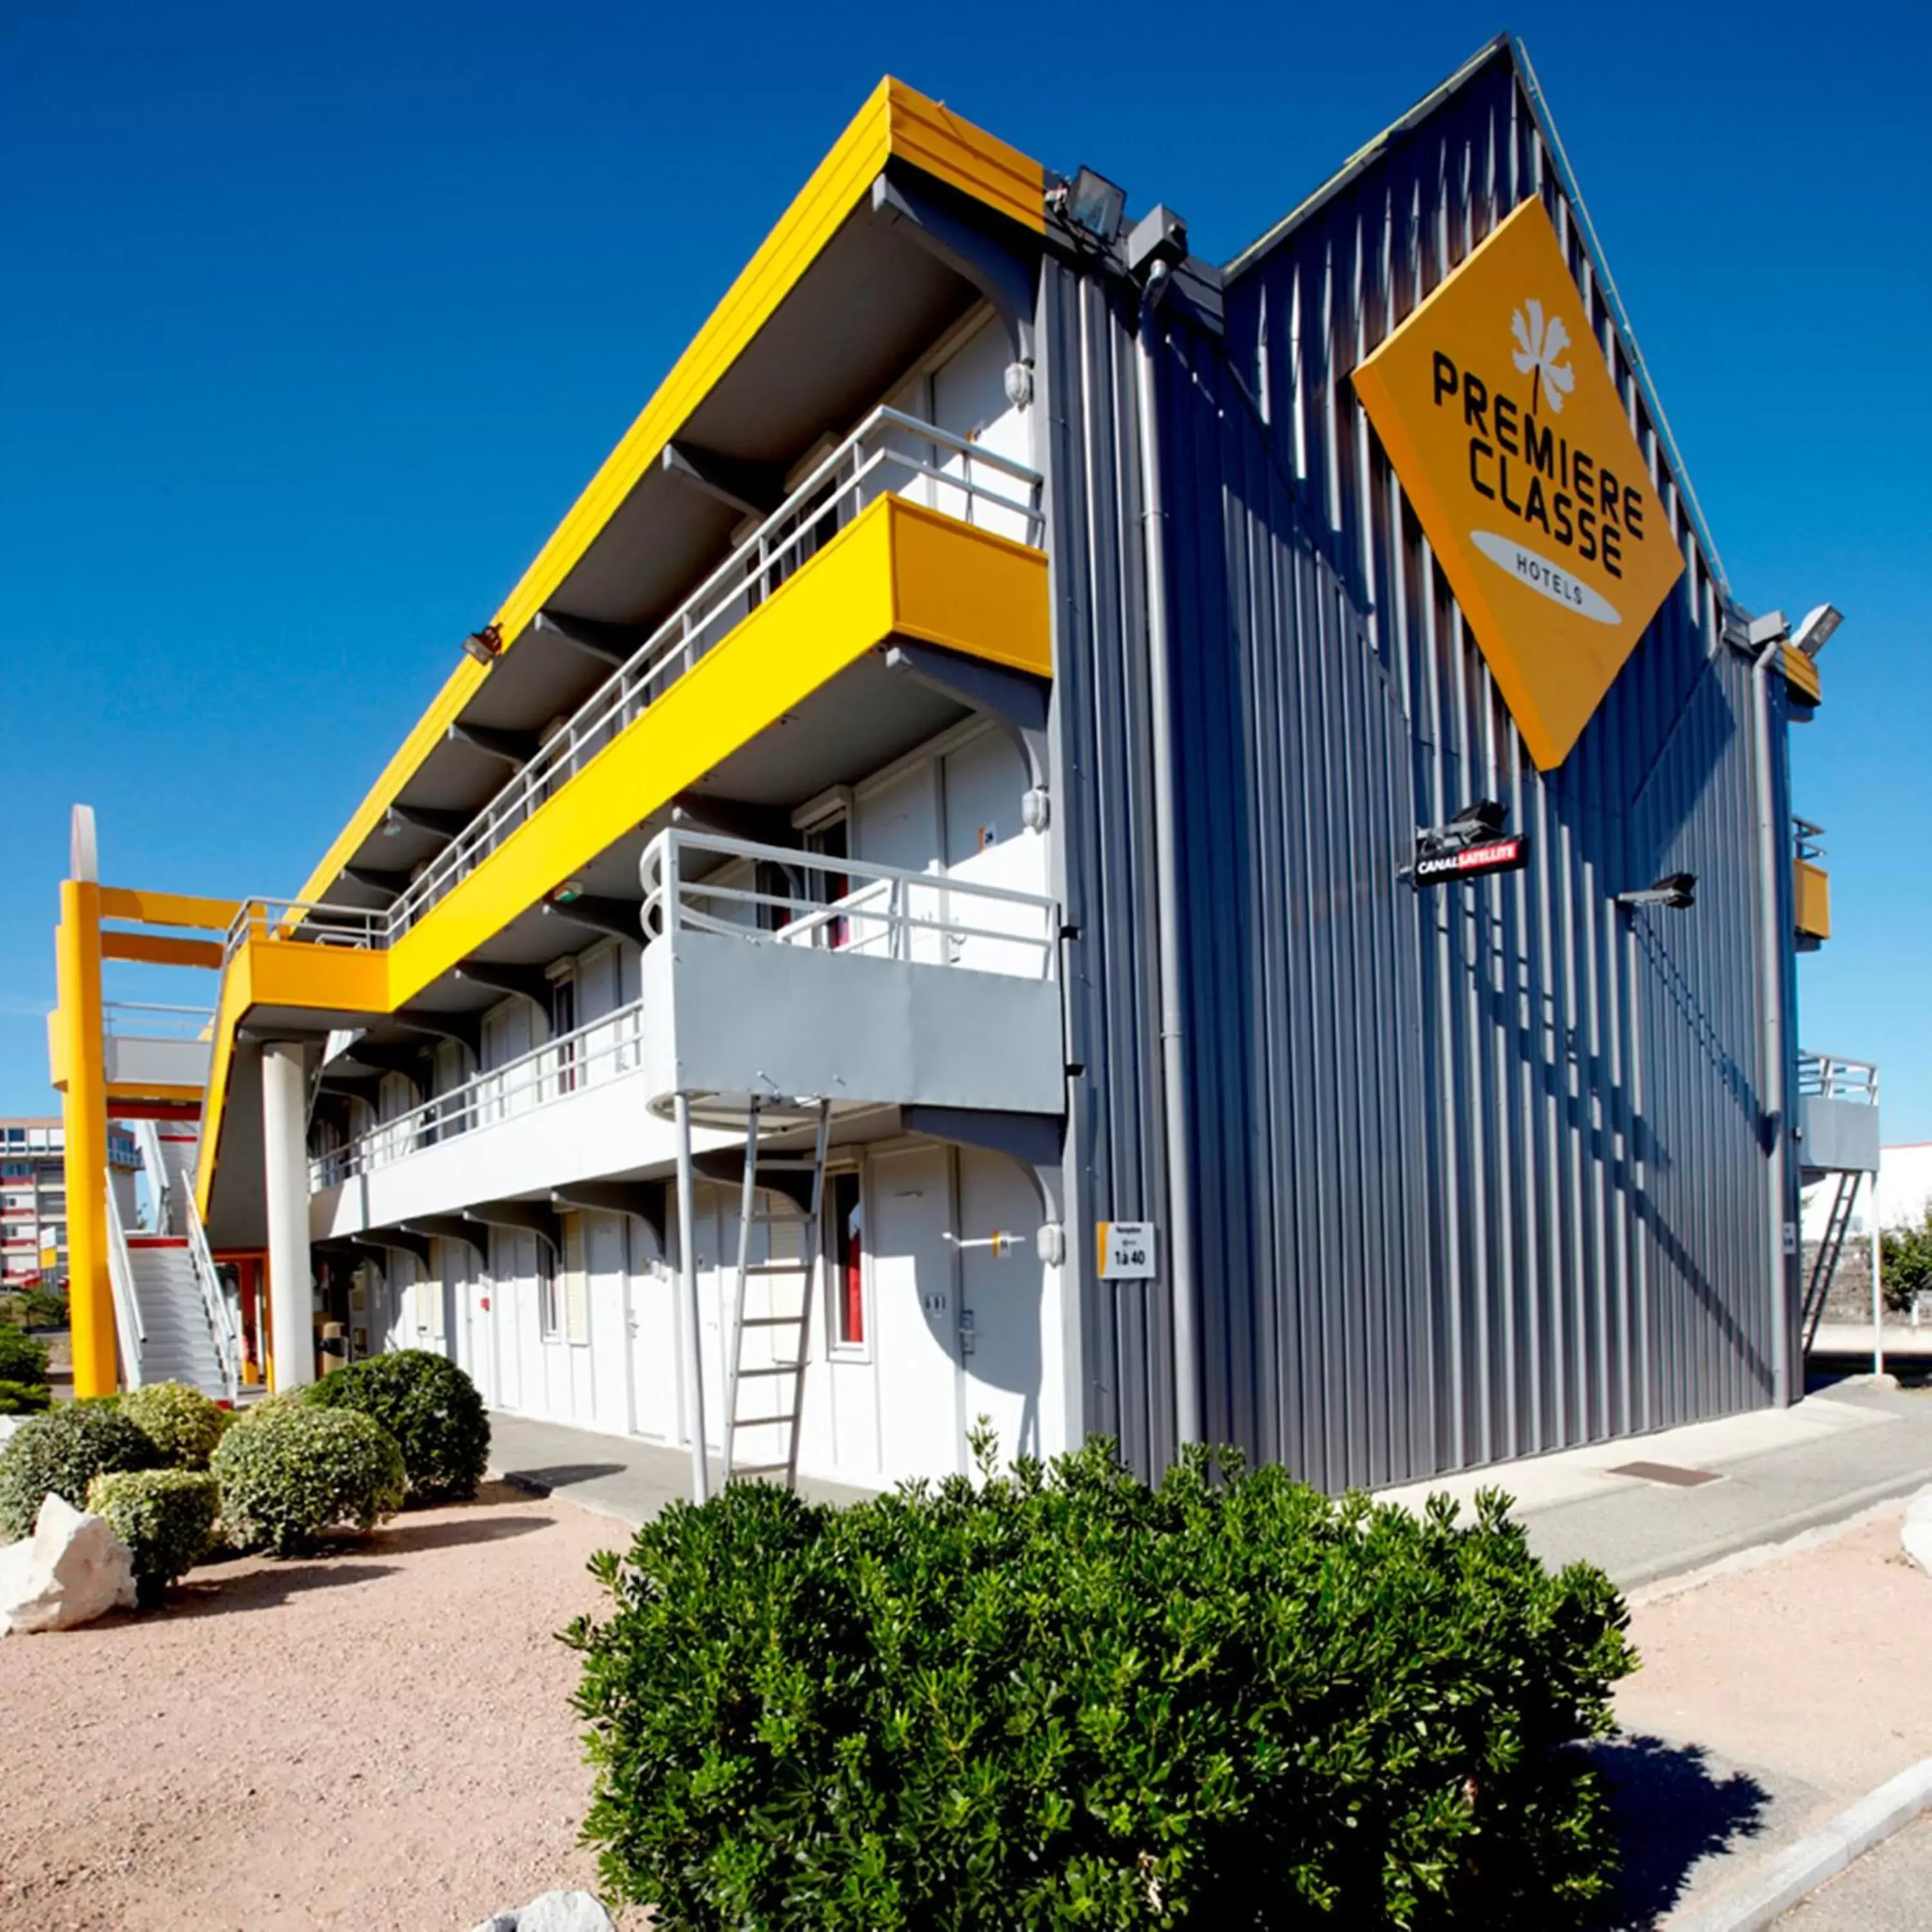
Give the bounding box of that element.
[1801,1169,1863,1351]
[722,1095,832,1487]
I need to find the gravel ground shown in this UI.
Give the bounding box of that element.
[0,1482,633,1931]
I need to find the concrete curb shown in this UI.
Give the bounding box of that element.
[1609,1461,1932,1592]
[1663,1757,1932,1931]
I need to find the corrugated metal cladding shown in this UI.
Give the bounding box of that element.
[1042,39,1798,1492]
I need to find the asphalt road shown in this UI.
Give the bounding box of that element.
[1777,1812,1932,1929]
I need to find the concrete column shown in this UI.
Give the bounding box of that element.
[55,880,113,1397]
[261,1041,314,1392]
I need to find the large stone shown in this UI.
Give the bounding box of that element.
[0,1492,138,1634]
[1904,1485,1932,1578]
[466,1893,615,1932]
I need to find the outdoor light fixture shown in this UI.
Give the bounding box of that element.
[462,623,504,665]
[379,808,404,839]
[1615,873,1697,911]
[548,878,586,906]
[1792,603,1843,659]
[1059,166,1127,244]
[1416,797,1508,857]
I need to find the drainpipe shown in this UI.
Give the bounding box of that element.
[1133,273,1202,1450]
[1748,617,1793,1406]
[674,1091,711,1503]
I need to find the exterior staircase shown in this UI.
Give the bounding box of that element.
[122,1237,229,1397]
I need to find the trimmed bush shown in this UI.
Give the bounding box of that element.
[211,1403,405,1556]
[0,1323,49,1387]
[0,1379,52,1416]
[305,1350,489,1505]
[0,1404,161,1542]
[87,1468,221,1604]
[568,1436,1637,1929]
[120,1381,233,1470]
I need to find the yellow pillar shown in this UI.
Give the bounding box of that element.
[55,879,115,1397]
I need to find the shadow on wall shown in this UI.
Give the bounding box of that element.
[1589,1730,1770,1929]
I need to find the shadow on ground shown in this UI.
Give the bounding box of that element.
[1591,1732,1771,1928]
[163,1561,406,1618]
[497,1463,627,1494]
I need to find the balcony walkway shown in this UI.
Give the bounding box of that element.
[484,1409,878,1528]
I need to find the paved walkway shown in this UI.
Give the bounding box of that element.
[1776,1811,1932,1929]
[485,1410,876,1528]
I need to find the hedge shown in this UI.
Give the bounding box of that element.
[305,1350,489,1504]
[567,1435,1636,1929]
[120,1381,234,1470]
[0,1323,50,1387]
[0,1379,52,1417]
[0,1405,161,1542]
[211,1403,406,1556]
[88,1468,222,1604]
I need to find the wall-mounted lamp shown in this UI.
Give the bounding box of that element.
[462,623,504,665]
[1792,604,1843,659]
[1616,873,1697,912]
[547,878,585,906]
[1056,166,1127,244]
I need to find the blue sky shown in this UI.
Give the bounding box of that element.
[2,2,1926,1132]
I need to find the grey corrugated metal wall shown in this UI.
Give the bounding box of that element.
[1043,41,1797,1491]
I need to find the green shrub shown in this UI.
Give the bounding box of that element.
[120,1381,233,1469]
[20,1287,68,1330]
[304,1350,489,1505]
[1880,1208,1932,1314]
[87,1468,221,1604]
[0,1379,52,1416]
[0,1404,161,1542]
[210,1403,405,1555]
[0,1323,50,1386]
[568,1436,1637,1930]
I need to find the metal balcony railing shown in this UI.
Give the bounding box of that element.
[1798,1051,1878,1104]
[102,1000,214,1039]
[639,827,1059,980]
[1794,817,1826,864]
[309,999,647,1188]
[308,831,1059,1189]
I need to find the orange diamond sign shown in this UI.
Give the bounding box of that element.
[1352,198,1683,770]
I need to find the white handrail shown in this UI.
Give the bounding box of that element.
[1798,1051,1879,1104]
[104,1175,145,1390]
[182,1187,241,1403]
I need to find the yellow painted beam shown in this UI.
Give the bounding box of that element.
[293,79,1042,916]
[100,931,225,969]
[97,886,241,931]
[1794,859,1831,942]
[1783,645,1823,706]
[55,881,115,1398]
[105,1081,205,1106]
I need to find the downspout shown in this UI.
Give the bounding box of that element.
[1749,623,1792,1406]
[1133,275,1202,1448]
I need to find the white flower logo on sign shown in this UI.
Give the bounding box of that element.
[1510,299,1575,415]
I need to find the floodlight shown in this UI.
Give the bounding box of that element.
[1615,873,1697,911]
[1063,166,1126,243]
[1792,604,1842,659]
[462,624,504,665]
[1449,799,1508,838]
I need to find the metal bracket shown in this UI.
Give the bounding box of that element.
[399,1214,488,1258]
[882,641,1050,805]
[384,801,470,839]
[869,170,1037,379]
[454,961,556,1027]
[903,1105,1063,1222]
[550,1180,669,1249]
[448,721,540,768]
[392,1010,484,1059]
[659,442,788,520]
[540,896,643,943]
[363,1228,433,1269]
[342,864,411,898]
[462,1198,563,1260]
[534,609,649,667]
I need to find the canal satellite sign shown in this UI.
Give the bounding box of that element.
[1351,198,1683,771]
[1411,834,1530,887]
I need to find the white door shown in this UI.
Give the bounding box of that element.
[625,1215,681,1440]
[869,1145,962,1482]
[957,1147,1049,1464]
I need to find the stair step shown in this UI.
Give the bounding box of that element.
[735,1363,804,1380]
[739,1315,804,1329]
[742,1260,809,1276]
